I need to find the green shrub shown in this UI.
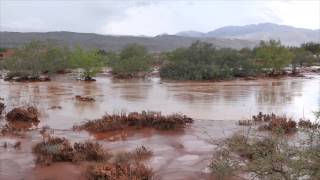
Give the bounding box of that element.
[0,40,70,78]
[68,46,104,80]
[109,44,151,77]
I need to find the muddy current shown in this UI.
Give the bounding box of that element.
[0,73,320,180]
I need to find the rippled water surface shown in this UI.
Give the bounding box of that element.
[1,74,320,130]
[1,73,320,179]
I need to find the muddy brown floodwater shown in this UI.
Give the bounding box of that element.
[0,73,320,180]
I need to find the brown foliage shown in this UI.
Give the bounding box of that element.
[32,137,110,165]
[87,162,154,180]
[87,146,154,180]
[0,103,4,115]
[74,111,193,133]
[258,116,297,134]
[298,119,319,129]
[75,95,95,102]
[6,106,39,123]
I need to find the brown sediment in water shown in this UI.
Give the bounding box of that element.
[1,74,320,179]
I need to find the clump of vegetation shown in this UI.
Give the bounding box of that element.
[32,137,111,165]
[68,46,104,81]
[108,44,152,78]
[255,40,294,75]
[114,146,153,164]
[208,149,239,179]
[6,106,39,123]
[298,119,319,129]
[259,116,297,134]
[87,146,154,180]
[74,111,193,133]
[210,111,320,180]
[86,161,154,180]
[252,112,276,122]
[75,95,95,102]
[160,40,317,80]
[160,41,237,80]
[33,137,75,165]
[242,112,297,134]
[0,102,4,115]
[73,141,111,162]
[0,40,70,81]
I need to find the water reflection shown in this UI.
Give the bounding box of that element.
[0,74,319,130]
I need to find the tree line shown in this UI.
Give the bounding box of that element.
[0,40,319,81]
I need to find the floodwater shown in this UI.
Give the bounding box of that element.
[0,73,320,179]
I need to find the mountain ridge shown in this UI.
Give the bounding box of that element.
[176,23,320,46]
[0,31,256,52]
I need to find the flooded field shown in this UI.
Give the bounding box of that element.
[0,73,320,179]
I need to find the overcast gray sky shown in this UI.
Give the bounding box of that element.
[0,0,319,36]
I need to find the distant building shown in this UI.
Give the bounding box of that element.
[0,49,14,60]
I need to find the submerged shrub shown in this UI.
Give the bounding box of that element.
[74,111,193,133]
[87,145,154,180]
[87,162,154,180]
[6,106,39,123]
[32,137,110,165]
[33,137,74,165]
[0,102,4,115]
[73,141,111,162]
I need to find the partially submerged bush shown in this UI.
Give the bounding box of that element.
[252,112,276,122]
[219,111,320,179]
[32,137,110,165]
[33,137,74,165]
[73,141,110,162]
[114,146,153,164]
[6,106,39,123]
[87,162,154,180]
[259,116,297,134]
[74,111,193,133]
[298,119,319,129]
[87,145,154,180]
[75,95,95,102]
[246,112,297,134]
[0,102,4,115]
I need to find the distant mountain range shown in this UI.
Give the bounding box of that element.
[176,23,320,46]
[0,31,256,52]
[0,23,319,52]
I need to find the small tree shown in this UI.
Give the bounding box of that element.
[256,40,293,75]
[291,47,315,74]
[0,40,70,79]
[69,46,104,81]
[110,44,151,77]
[302,42,320,55]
